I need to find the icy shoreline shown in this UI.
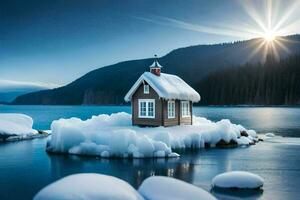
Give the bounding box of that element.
[46,112,258,158]
[0,114,50,142]
[1,131,50,142]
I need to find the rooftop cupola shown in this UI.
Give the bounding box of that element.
[149,55,162,76]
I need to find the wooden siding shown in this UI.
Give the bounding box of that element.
[132,82,192,127]
[162,100,180,127]
[179,101,192,125]
[132,82,163,126]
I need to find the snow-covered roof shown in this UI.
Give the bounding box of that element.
[124,72,201,102]
[149,60,163,68]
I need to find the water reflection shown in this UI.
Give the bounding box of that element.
[49,153,196,188]
[2,105,300,136]
[211,188,263,199]
[193,107,300,136]
[1,138,300,200]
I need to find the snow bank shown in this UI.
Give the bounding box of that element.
[47,112,257,158]
[212,171,264,189]
[0,113,37,136]
[138,176,216,200]
[34,173,144,200]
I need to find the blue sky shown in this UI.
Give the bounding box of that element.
[1,0,299,88]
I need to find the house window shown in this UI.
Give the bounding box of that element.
[181,101,190,117]
[144,84,149,94]
[138,99,155,118]
[168,101,175,119]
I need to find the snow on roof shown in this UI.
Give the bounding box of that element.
[124,72,201,102]
[149,60,163,68]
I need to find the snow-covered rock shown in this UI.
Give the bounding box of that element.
[212,171,264,189]
[0,113,37,136]
[265,133,275,137]
[237,136,253,145]
[46,112,257,158]
[34,173,144,200]
[138,176,216,200]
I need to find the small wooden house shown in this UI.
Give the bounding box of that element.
[124,57,201,127]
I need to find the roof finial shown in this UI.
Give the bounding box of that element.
[154,54,158,65]
[149,54,162,70]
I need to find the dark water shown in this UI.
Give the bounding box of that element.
[0,106,300,200]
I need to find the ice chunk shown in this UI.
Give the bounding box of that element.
[212,171,264,189]
[138,176,216,200]
[34,173,144,200]
[0,113,37,136]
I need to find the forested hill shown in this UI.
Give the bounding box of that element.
[13,35,300,105]
[196,54,300,105]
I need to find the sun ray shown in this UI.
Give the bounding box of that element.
[239,0,268,32]
[246,39,267,62]
[136,0,300,62]
[277,36,300,45]
[273,0,300,32]
[262,41,270,63]
[274,39,290,54]
[270,41,280,60]
[266,0,273,29]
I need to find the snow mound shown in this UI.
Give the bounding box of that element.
[34,173,144,200]
[212,171,264,189]
[265,133,275,137]
[0,113,37,136]
[47,112,257,158]
[138,176,216,200]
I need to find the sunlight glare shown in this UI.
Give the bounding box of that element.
[263,30,277,42]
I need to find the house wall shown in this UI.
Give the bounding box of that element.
[179,101,193,125]
[132,82,163,126]
[162,100,180,127]
[132,82,193,127]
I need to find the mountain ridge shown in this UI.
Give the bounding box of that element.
[12,35,300,105]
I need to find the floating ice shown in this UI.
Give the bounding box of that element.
[34,173,144,200]
[138,176,216,200]
[212,171,264,189]
[0,113,37,136]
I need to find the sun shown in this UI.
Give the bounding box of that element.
[263,30,277,42]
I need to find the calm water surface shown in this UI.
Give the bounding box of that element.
[0,105,300,200]
[1,105,300,136]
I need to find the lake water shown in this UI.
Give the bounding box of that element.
[0,106,300,200]
[1,105,300,137]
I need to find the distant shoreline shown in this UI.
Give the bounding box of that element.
[2,104,300,108]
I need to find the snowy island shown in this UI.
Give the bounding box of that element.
[0,112,258,158]
[46,112,258,158]
[46,58,258,158]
